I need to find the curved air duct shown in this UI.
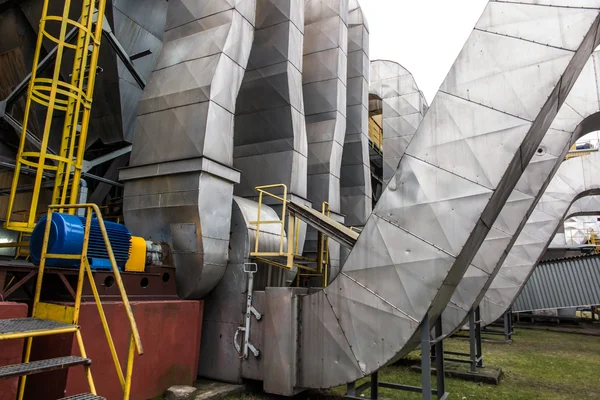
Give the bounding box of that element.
[295,1,600,389]
[121,1,256,299]
[369,60,428,184]
[340,0,372,228]
[480,152,600,326]
[439,49,600,337]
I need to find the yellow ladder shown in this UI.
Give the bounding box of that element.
[0,204,143,400]
[4,0,106,232]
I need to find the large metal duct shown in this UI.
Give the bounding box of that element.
[369,60,427,184]
[121,0,256,299]
[197,196,289,383]
[302,0,349,277]
[480,152,600,326]
[261,2,600,391]
[439,49,600,337]
[233,0,308,204]
[340,0,371,228]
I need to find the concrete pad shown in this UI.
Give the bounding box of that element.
[193,380,245,400]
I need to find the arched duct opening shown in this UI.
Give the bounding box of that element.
[480,152,600,326]
[438,49,600,338]
[550,195,600,247]
[284,1,600,391]
[369,60,428,184]
[340,0,372,230]
[121,1,256,299]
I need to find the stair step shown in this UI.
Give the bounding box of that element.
[0,356,90,379]
[0,318,78,339]
[58,395,105,400]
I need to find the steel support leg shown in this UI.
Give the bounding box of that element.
[370,371,379,400]
[434,318,445,398]
[468,309,477,373]
[475,307,483,368]
[421,314,432,400]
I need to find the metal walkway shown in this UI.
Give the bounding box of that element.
[513,254,600,312]
[287,201,359,249]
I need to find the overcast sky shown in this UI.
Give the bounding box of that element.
[360,0,488,103]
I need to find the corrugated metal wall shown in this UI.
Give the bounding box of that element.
[514,255,600,312]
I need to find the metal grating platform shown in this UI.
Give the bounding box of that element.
[59,395,106,400]
[0,356,90,379]
[0,318,76,336]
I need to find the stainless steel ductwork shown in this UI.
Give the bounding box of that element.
[234,0,308,203]
[286,1,600,390]
[369,60,427,184]
[302,0,349,279]
[440,49,600,337]
[197,196,290,383]
[480,152,600,326]
[340,0,372,228]
[121,0,256,299]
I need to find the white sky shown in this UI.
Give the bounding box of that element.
[360,0,489,103]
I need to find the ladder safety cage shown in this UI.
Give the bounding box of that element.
[4,0,107,233]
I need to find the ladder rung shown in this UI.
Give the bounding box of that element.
[0,356,90,379]
[59,394,106,400]
[44,253,82,260]
[0,318,78,340]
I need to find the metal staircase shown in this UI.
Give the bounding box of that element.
[0,204,142,400]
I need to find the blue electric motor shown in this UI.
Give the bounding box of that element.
[30,213,132,270]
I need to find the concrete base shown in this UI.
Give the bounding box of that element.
[0,302,28,400]
[22,300,203,400]
[192,380,245,400]
[411,363,503,385]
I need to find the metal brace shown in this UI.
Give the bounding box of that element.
[234,263,262,359]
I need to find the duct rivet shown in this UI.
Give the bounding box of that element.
[536,146,546,156]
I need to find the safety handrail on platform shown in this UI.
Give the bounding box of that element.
[20,203,142,400]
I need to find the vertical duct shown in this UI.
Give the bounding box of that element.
[234,0,308,204]
[340,0,372,229]
[369,60,428,184]
[121,0,256,299]
[302,0,349,274]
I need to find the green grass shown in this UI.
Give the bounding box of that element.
[329,328,600,400]
[229,327,600,400]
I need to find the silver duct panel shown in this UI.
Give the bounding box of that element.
[121,0,256,299]
[198,196,288,383]
[302,0,349,276]
[340,0,372,228]
[440,49,600,337]
[480,152,600,326]
[369,60,427,184]
[292,2,600,389]
[234,0,308,202]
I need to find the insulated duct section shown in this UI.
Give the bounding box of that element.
[288,2,600,389]
[340,0,372,228]
[233,0,308,204]
[480,152,600,326]
[302,0,349,277]
[121,0,256,299]
[440,48,600,337]
[369,60,427,184]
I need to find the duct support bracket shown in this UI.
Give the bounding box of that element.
[444,307,484,372]
[481,309,514,343]
[234,263,262,359]
[345,312,449,400]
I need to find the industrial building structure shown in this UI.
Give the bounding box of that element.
[0,1,599,399]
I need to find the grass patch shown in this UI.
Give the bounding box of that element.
[227,327,600,400]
